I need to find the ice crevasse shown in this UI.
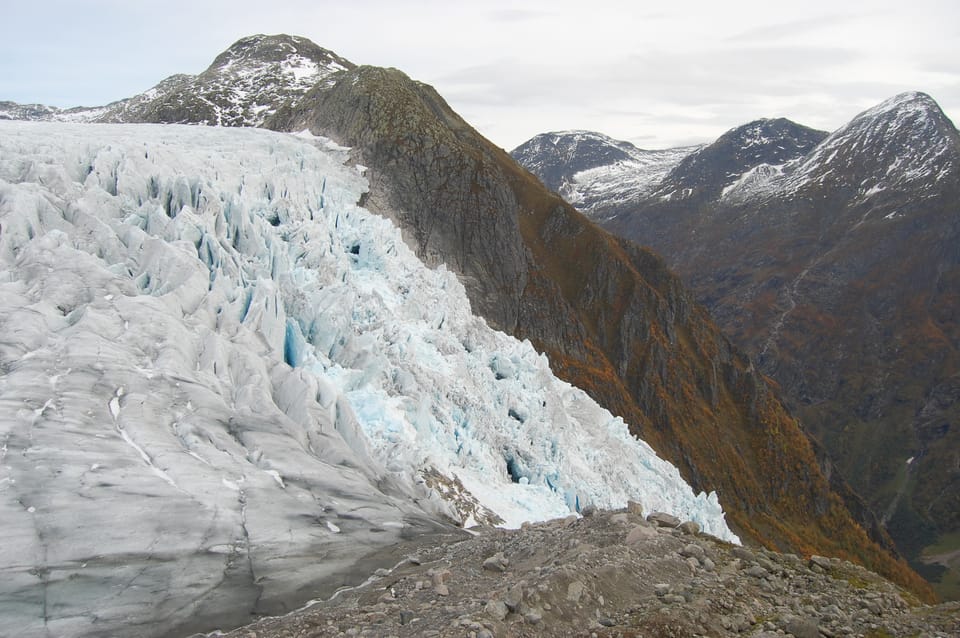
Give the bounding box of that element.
[0,119,743,602]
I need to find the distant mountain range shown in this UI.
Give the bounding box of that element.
[0,34,940,635]
[514,91,960,599]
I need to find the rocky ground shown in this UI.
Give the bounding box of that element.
[201,505,959,638]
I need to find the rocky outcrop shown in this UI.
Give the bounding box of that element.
[266,66,933,600]
[207,507,960,638]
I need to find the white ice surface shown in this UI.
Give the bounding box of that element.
[0,121,736,637]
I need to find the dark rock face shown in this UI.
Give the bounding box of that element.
[518,91,960,599]
[266,67,932,600]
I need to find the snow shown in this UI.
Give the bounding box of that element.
[565,146,696,215]
[777,91,956,201]
[720,162,785,201]
[0,121,736,637]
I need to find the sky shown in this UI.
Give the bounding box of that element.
[2,0,958,150]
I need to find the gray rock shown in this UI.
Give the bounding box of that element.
[678,521,701,536]
[567,580,586,603]
[504,581,526,612]
[809,555,833,570]
[598,617,616,627]
[680,543,705,560]
[625,525,658,545]
[732,547,756,562]
[430,568,451,596]
[524,611,543,625]
[654,583,672,597]
[581,505,598,517]
[609,512,630,525]
[627,500,644,516]
[757,555,779,574]
[485,599,508,621]
[647,512,681,528]
[482,552,509,572]
[744,565,769,578]
[785,617,820,638]
[399,609,415,625]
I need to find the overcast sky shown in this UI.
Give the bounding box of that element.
[3,1,958,149]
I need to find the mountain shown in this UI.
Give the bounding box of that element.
[0,33,935,627]
[516,91,960,599]
[511,130,697,220]
[0,120,738,638]
[653,117,828,203]
[2,34,352,127]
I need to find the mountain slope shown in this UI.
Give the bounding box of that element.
[518,91,960,598]
[263,64,932,599]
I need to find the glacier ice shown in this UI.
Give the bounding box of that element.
[0,121,737,638]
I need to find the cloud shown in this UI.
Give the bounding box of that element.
[725,14,856,42]
[487,8,552,22]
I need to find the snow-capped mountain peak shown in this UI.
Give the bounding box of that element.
[3,34,354,128]
[204,33,353,95]
[654,117,828,202]
[511,131,699,218]
[775,91,960,202]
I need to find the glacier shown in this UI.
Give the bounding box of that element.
[0,121,736,637]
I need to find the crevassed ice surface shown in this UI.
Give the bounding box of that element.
[0,121,737,638]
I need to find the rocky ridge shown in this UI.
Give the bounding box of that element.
[202,506,959,638]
